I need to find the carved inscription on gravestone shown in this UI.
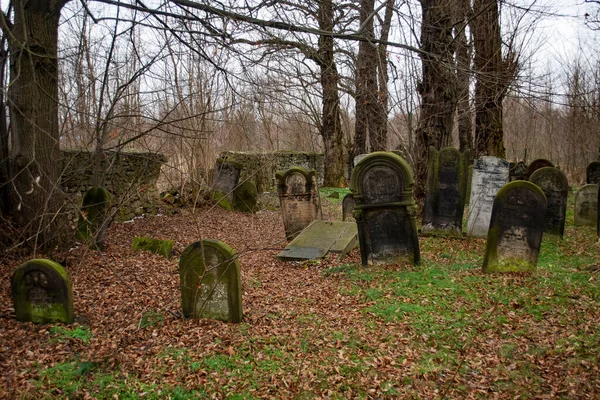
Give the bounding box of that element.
[586,161,600,184]
[466,157,510,238]
[529,167,569,237]
[575,184,598,226]
[483,181,546,273]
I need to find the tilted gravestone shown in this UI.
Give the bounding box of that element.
[11,259,74,324]
[276,167,322,241]
[211,158,242,210]
[483,181,547,273]
[76,187,112,250]
[525,158,554,180]
[509,161,527,181]
[342,193,355,222]
[350,152,420,266]
[179,240,242,323]
[586,161,600,184]
[422,147,469,236]
[233,180,258,213]
[529,167,569,237]
[466,157,510,238]
[575,184,598,226]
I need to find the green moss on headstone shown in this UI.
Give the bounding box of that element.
[233,181,258,213]
[132,237,174,260]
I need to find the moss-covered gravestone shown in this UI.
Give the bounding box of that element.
[76,187,112,250]
[179,240,242,323]
[422,147,469,236]
[350,152,420,266]
[529,167,569,238]
[11,259,74,324]
[586,161,600,184]
[211,158,242,210]
[575,184,598,226]
[233,180,258,213]
[132,237,174,259]
[482,181,547,273]
[525,158,554,180]
[276,167,322,241]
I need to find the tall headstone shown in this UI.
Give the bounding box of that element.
[482,181,547,273]
[529,167,569,237]
[574,184,598,226]
[76,187,112,250]
[179,239,242,323]
[276,167,322,241]
[11,259,74,324]
[586,161,600,184]
[211,158,242,210]
[342,193,356,222]
[466,157,510,238]
[422,147,469,236]
[525,158,554,180]
[509,161,527,181]
[350,152,420,266]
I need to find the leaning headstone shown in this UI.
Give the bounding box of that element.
[342,193,355,222]
[211,158,242,210]
[132,237,174,259]
[509,161,527,181]
[233,180,258,213]
[422,147,469,236]
[482,181,547,273]
[76,187,112,250]
[525,158,554,180]
[574,184,598,226]
[466,157,510,238]
[529,167,569,237]
[179,239,242,323]
[276,167,322,241]
[351,152,420,265]
[11,259,74,324]
[586,161,600,184]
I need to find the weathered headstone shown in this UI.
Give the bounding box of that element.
[466,157,510,238]
[342,193,355,222]
[482,181,547,273]
[233,180,258,213]
[276,167,322,241]
[211,158,242,210]
[575,184,598,226]
[351,152,420,265]
[422,147,469,236]
[586,161,600,184]
[132,237,174,259]
[11,259,74,324]
[76,187,112,250]
[509,161,527,181]
[529,167,569,237]
[525,158,554,180]
[179,239,242,323]
[277,220,358,260]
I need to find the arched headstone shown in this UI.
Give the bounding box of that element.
[529,167,569,237]
[483,181,547,273]
[525,158,554,180]
[276,167,322,240]
[586,161,600,184]
[76,187,112,250]
[179,239,242,323]
[575,184,598,226]
[11,259,74,324]
[350,152,420,265]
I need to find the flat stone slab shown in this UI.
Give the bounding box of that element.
[278,221,358,261]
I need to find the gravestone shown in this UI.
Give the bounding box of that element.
[465,165,473,205]
[76,187,112,250]
[179,239,242,323]
[276,167,322,241]
[422,147,469,236]
[574,184,598,226]
[351,152,420,266]
[132,237,174,259]
[529,167,569,237]
[586,161,600,184]
[211,159,242,210]
[482,181,547,273]
[525,158,554,180]
[466,157,510,238]
[11,259,74,324]
[509,161,527,181]
[277,220,358,260]
[233,180,258,213]
[342,193,355,222]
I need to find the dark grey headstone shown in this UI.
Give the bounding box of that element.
[509,161,527,181]
[586,161,600,184]
[483,181,547,273]
[211,159,241,210]
[529,167,568,237]
[342,193,355,222]
[526,158,554,180]
[575,184,598,226]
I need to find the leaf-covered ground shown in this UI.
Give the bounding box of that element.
[1,196,599,399]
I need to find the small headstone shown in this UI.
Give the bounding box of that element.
[211,159,242,210]
[233,180,258,213]
[11,259,74,324]
[76,187,112,250]
[509,161,527,181]
[351,152,420,265]
[179,240,242,323]
[529,167,569,237]
[575,184,598,226]
[482,181,547,273]
[422,147,469,236]
[586,161,600,184]
[132,237,174,259]
[525,158,554,180]
[466,157,510,238]
[342,193,355,222]
[276,167,322,241]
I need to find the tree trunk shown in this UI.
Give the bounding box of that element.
[6,0,70,249]
[455,0,473,153]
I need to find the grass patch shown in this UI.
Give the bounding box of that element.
[49,325,93,343]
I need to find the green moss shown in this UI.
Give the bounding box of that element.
[131,237,174,259]
[233,181,258,213]
[212,190,234,210]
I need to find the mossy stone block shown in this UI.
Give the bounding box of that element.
[233,181,258,213]
[11,259,74,324]
[132,237,174,260]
